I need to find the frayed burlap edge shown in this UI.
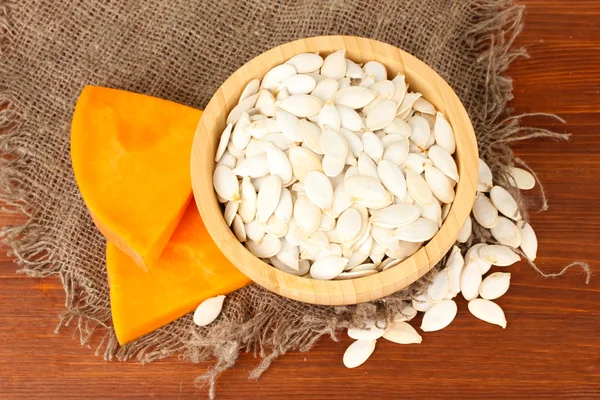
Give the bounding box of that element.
[0,1,590,399]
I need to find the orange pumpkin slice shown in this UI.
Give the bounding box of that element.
[71,86,202,270]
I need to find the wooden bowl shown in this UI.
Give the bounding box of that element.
[191,36,478,306]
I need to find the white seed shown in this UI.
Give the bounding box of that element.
[311,78,339,103]
[361,131,384,163]
[345,175,390,204]
[232,214,247,242]
[264,214,288,237]
[478,158,494,192]
[457,217,472,243]
[427,269,450,302]
[337,105,364,132]
[490,186,521,221]
[363,60,387,81]
[348,319,386,340]
[273,238,300,271]
[378,257,402,271]
[441,202,451,222]
[479,244,521,266]
[371,225,398,250]
[370,204,420,228]
[428,145,459,182]
[296,226,329,251]
[320,126,348,160]
[245,218,266,242]
[262,64,297,90]
[247,234,281,258]
[239,79,260,103]
[289,146,323,182]
[293,192,321,233]
[407,115,430,147]
[335,269,377,279]
[265,143,293,184]
[322,155,346,177]
[258,133,294,152]
[233,154,269,179]
[468,299,507,328]
[397,92,422,117]
[460,258,482,301]
[256,175,281,224]
[370,79,395,101]
[283,74,317,95]
[305,171,334,210]
[350,262,377,272]
[465,243,492,275]
[390,74,407,105]
[217,150,237,170]
[345,58,365,79]
[339,127,363,157]
[274,188,293,223]
[331,183,354,217]
[318,212,336,231]
[285,53,324,73]
[383,321,422,344]
[300,120,323,154]
[213,166,240,202]
[424,164,455,204]
[508,167,535,190]
[472,193,498,229]
[275,108,303,142]
[256,89,276,117]
[357,152,380,181]
[343,339,376,369]
[377,160,407,199]
[338,77,351,89]
[277,94,322,118]
[248,118,279,139]
[227,93,259,125]
[317,100,341,131]
[215,123,233,162]
[401,153,431,174]
[417,200,442,228]
[366,100,397,131]
[420,300,457,332]
[480,272,511,300]
[383,118,412,137]
[321,50,347,80]
[433,112,455,154]
[518,221,538,261]
[337,207,363,247]
[446,246,464,294]
[413,97,436,114]
[224,201,239,226]
[310,255,348,280]
[244,139,263,158]
[394,217,438,242]
[193,295,226,326]
[491,216,522,248]
[333,86,378,109]
[412,297,433,312]
[406,167,434,206]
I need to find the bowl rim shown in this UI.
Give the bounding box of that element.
[191,35,478,306]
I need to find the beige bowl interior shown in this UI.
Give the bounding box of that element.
[191,36,478,305]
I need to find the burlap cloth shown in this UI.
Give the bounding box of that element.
[0,0,591,398]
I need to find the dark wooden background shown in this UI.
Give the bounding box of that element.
[1,0,599,398]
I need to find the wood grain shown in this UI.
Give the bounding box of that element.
[1,0,599,398]
[192,35,477,305]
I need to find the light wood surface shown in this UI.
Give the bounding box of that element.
[191,36,478,305]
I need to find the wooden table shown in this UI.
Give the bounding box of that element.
[1,1,599,398]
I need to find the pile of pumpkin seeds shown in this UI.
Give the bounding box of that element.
[213,50,460,280]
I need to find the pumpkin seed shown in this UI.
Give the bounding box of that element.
[390,74,407,105]
[338,77,352,89]
[383,321,422,344]
[433,112,455,154]
[460,258,482,301]
[277,94,322,118]
[239,79,260,103]
[227,93,259,125]
[232,214,247,242]
[420,300,457,331]
[333,86,378,109]
[427,268,450,302]
[479,244,521,266]
[318,212,336,231]
[345,58,365,79]
[490,186,521,221]
[339,127,363,158]
[217,150,237,170]
[491,216,522,248]
[274,188,293,223]
[472,193,498,229]
[407,115,430,147]
[321,50,347,80]
[406,167,434,206]
[468,299,507,328]
[337,207,363,248]
[215,123,233,162]
[336,105,364,132]
[310,255,348,280]
[377,160,407,199]
[457,217,472,243]
[343,339,376,369]
[428,145,459,182]
[465,243,492,275]
[265,143,293,184]
[480,272,511,300]
[264,214,288,237]
[518,221,538,261]
[224,201,239,226]
[370,80,395,100]
[256,89,276,117]
[275,108,303,142]
[345,175,391,204]
[283,74,317,95]
[256,175,282,223]
[305,171,334,210]
[213,166,240,202]
[383,118,412,137]
[357,152,380,181]
[317,100,341,131]
[293,192,321,233]
[418,200,442,228]
[289,146,323,182]
[361,131,384,163]
[285,53,324,73]
[193,295,226,327]
[394,217,439,242]
[424,164,455,204]
[320,126,348,160]
[478,158,493,192]
[262,64,297,90]
[245,218,266,242]
[300,120,323,154]
[370,204,420,228]
[363,60,387,81]
[322,155,346,177]
[311,78,339,102]
[508,167,535,190]
[446,246,464,295]
[397,92,422,117]
[247,234,281,258]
